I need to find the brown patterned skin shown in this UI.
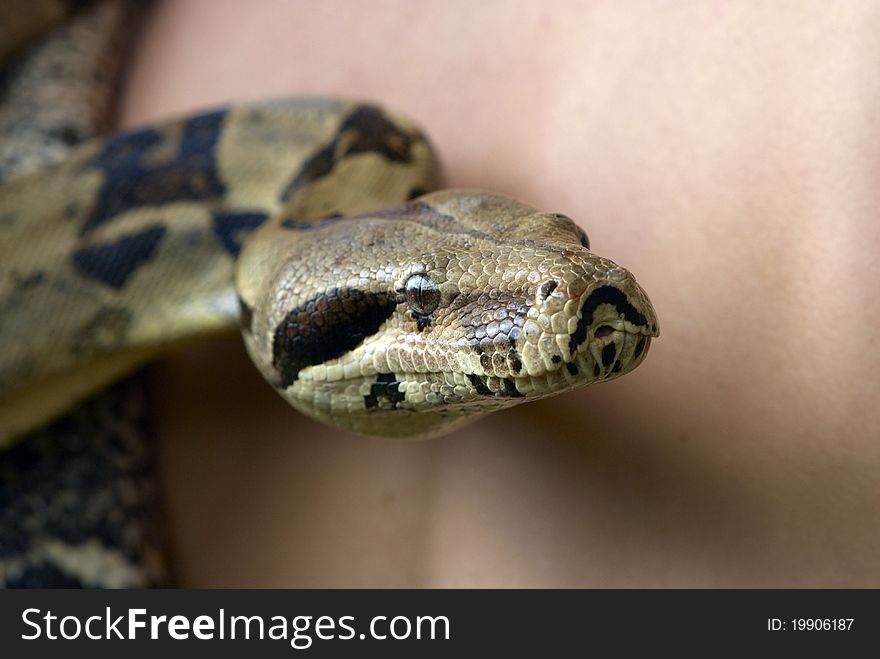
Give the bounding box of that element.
[241,190,657,437]
[0,0,164,589]
[0,0,138,180]
[0,98,434,444]
[0,95,658,445]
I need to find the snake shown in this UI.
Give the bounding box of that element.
[0,1,658,586]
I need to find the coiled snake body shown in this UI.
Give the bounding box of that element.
[0,1,658,586]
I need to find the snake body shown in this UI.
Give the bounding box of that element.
[0,1,657,586]
[1,98,658,442]
[0,0,166,588]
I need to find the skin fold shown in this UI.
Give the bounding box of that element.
[122,0,880,587]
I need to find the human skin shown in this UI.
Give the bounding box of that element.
[119,0,880,586]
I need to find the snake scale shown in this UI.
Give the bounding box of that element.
[0,1,658,586]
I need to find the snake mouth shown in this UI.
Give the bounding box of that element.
[582,325,652,382]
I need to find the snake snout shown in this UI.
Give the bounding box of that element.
[563,270,658,383]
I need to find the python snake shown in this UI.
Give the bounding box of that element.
[1,95,658,442]
[0,1,658,586]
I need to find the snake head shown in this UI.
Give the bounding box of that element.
[236,190,658,438]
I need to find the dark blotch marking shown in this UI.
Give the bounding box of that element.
[503,378,524,398]
[363,372,406,410]
[212,211,268,256]
[593,364,601,378]
[479,353,491,371]
[3,564,84,588]
[272,288,399,388]
[72,226,166,289]
[612,360,623,373]
[49,124,85,146]
[634,337,647,359]
[239,297,254,334]
[281,105,417,201]
[82,110,227,235]
[467,373,493,396]
[509,352,523,374]
[338,105,417,162]
[539,279,558,299]
[601,343,617,368]
[569,285,649,355]
[0,377,160,584]
[566,362,578,376]
[407,187,429,200]
[551,354,562,365]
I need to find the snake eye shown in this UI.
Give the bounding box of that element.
[404,273,440,316]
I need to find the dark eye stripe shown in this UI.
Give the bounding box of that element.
[271,287,398,388]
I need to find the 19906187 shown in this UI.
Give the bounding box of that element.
[767,618,854,631]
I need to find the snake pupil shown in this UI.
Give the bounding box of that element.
[405,273,440,316]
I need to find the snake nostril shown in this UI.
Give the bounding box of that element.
[594,325,614,338]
